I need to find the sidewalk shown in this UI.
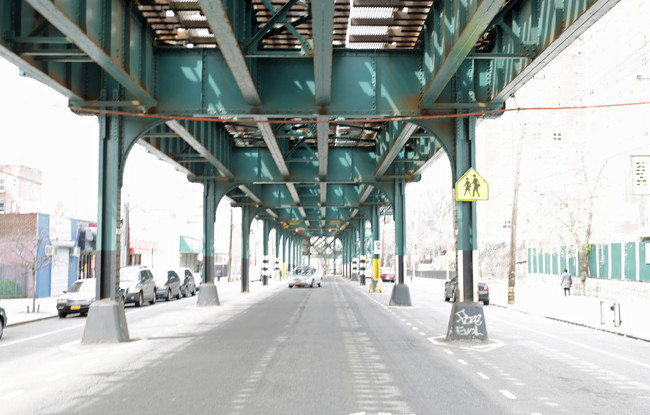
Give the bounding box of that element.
[488,280,650,342]
[0,278,248,327]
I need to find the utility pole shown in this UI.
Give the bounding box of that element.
[508,124,524,304]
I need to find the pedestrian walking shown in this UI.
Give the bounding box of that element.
[560,269,572,296]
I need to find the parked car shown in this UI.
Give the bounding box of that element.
[380,267,396,283]
[120,265,157,307]
[155,269,182,301]
[174,268,197,296]
[444,277,490,305]
[288,266,322,288]
[0,306,6,340]
[56,278,96,318]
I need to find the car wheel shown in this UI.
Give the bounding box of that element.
[288,284,294,288]
[135,292,143,307]
[318,281,322,287]
[192,287,196,296]
[80,311,88,317]
[310,279,314,288]
[58,312,67,318]
[150,292,156,305]
[176,290,182,300]
[166,289,171,301]
[0,320,3,339]
[483,300,489,306]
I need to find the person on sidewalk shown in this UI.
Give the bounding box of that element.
[560,269,572,296]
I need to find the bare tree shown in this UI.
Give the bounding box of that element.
[548,156,607,284]
[12,227,52,312]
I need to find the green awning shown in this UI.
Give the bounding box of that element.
[180,236,201,254]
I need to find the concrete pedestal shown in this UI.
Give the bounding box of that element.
[446,301,489,342]
[369,278,383,293]
[197,282,220,306]
[81,300,129,344]
[389,284,412,306]
[351,273,359,282]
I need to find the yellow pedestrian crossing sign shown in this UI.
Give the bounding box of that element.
[455,168,489,201]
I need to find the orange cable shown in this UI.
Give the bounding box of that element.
[70,100,650,125]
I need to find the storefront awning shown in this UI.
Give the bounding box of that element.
[180,236,201,254]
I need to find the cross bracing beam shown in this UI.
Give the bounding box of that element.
[198,0,262,106]
[312,1,335,106]
[420,0,503,108]
[25,0,156,108]
[375,123,419,179]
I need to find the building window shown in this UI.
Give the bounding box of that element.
[503,220,511,229]
[0,202,4,214]
[531,132,541,140]
[0,178,4,192]
[11,200,16,213]
[553,132,562,141]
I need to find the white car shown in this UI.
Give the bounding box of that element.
[56,278,96,318]
[288,266,322,288]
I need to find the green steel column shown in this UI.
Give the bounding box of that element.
[456,116,478,303]
[198,180,227,306]
[262,219,270,285]
[274,226,281,279]
[95,114,121,302]
[283,232,288,279]
[351,224,358,281]
[241,205,253,293]
[359,218,366,285]
[372,204,380,280]
[394,179,406,284]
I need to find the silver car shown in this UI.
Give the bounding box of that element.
[0,306,6,340]
[288,266,322,288]
[120,266,157,307]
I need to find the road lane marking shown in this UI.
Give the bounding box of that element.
[458,359,468,365]
[499,389,517,399]
[477,372,490,380]
[494,318,650,370]
[0,323,85,348]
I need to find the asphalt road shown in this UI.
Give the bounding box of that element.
[1,277,649,414]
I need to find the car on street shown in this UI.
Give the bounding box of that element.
[0,306,6,339]
[288,266,322,288]
[444,276,490,305]
[120,265,157,307]
[174,268,197,296]
[155,269,182,301]
[56,278,97,318]
[380,267,396,283]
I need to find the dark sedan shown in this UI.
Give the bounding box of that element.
[56,278,96,318]
[0,306,6,339]
[155,270,182,301]
[444,277,490,305]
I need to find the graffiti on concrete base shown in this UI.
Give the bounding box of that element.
[454,309,484,338]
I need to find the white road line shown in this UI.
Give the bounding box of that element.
[494,318,650,370]
[499,389,517,399]
[0,323,85,348]
[458,359,468,366]
[412,327,418,331]
[444,349,453,355]
[0,390,25,401]
[419,332,426,336]
[477,372,490,380]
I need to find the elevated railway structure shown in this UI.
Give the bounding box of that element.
[0,0,619,342]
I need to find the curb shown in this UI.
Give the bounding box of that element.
[492,302,650,343]
[6,315,58,328]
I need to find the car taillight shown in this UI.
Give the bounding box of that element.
[484,284,489,291]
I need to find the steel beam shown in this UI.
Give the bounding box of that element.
[165,120,234,179]
[198,0,262,106]
[312,1,335,105]
[375,123,419,178]
[420,0,503,108]
[25,0,156,107]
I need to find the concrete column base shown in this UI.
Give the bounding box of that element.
[351,273,359,282]
[445,301,489,342]
[197,283,220,306]
[369,278,383,293]
[81,299,129,344]
[389,284,412,306]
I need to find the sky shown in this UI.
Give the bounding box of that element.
[0,57,204,225]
